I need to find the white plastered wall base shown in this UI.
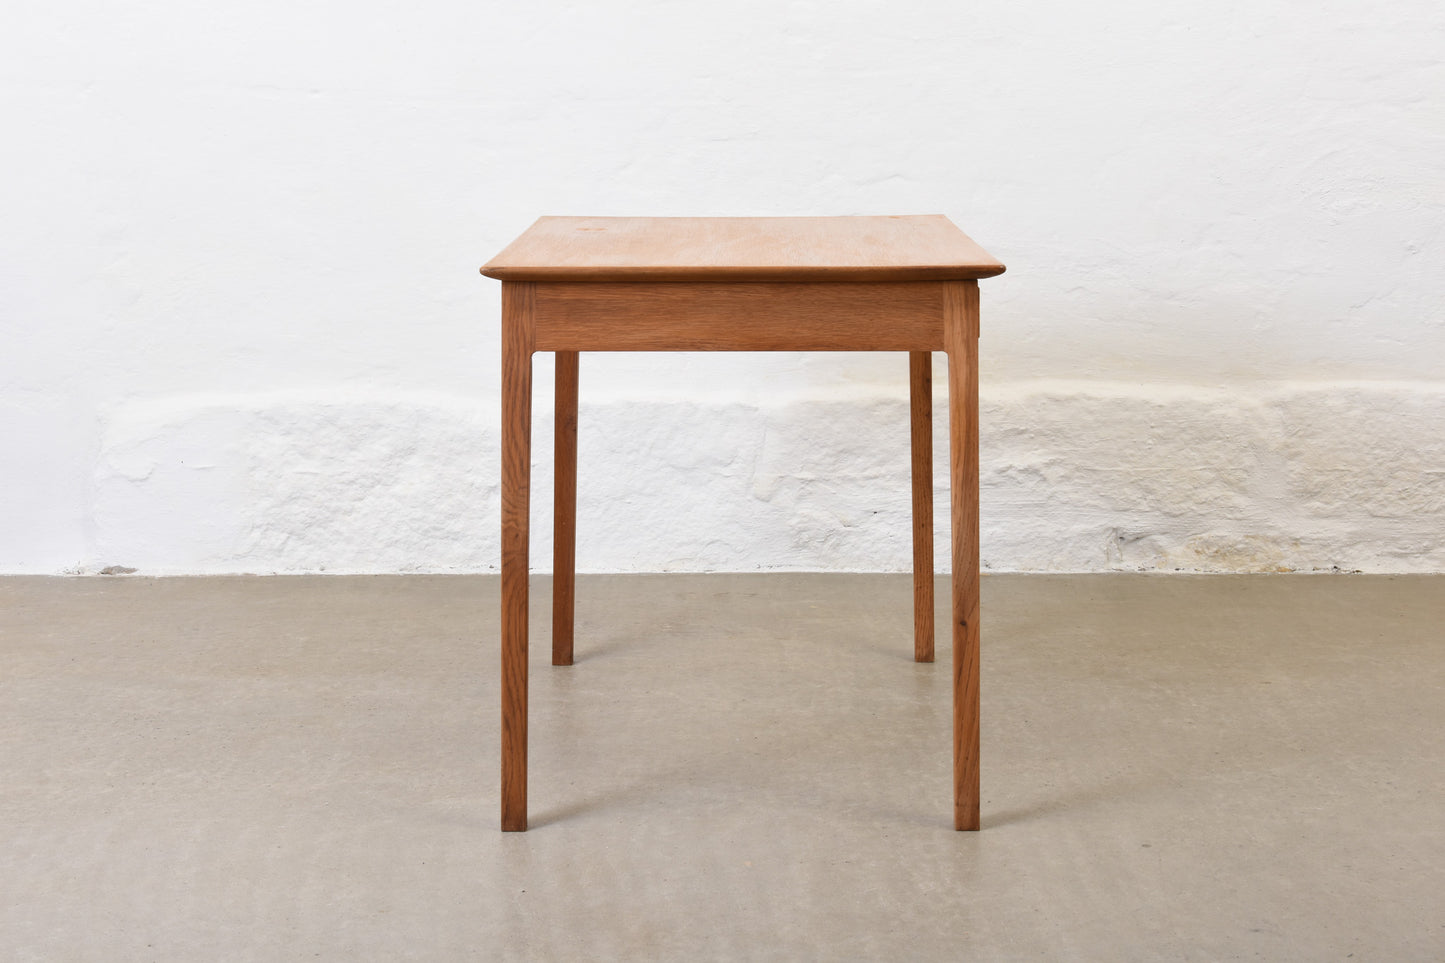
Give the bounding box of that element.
[88,378,1445,576]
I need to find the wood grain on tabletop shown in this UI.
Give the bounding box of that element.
[480,215,1005,282]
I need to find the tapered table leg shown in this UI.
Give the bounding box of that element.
[501,282,535,832]
[945,281,981,831]
[553,351,578,666]
[910,351,935,663]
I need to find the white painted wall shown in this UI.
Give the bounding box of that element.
[3,0,1442,574]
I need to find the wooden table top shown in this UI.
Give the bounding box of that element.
[481,215,1005,282]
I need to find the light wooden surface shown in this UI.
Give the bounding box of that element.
[553,352,578,667]
[491,216,1002,833]
[533,282,945,352]
[944,281,982,832]
[482,216,1005,283]
[500,282,535,832]
[909,352,935,664]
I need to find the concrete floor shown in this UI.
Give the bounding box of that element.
[1,574,1442,960]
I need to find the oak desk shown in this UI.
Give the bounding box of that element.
[482,215,1005,831]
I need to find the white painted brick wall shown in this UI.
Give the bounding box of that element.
[3,0,1442,573]
[87,378,1445,574]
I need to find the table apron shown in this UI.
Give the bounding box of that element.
[529,281,958,352]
